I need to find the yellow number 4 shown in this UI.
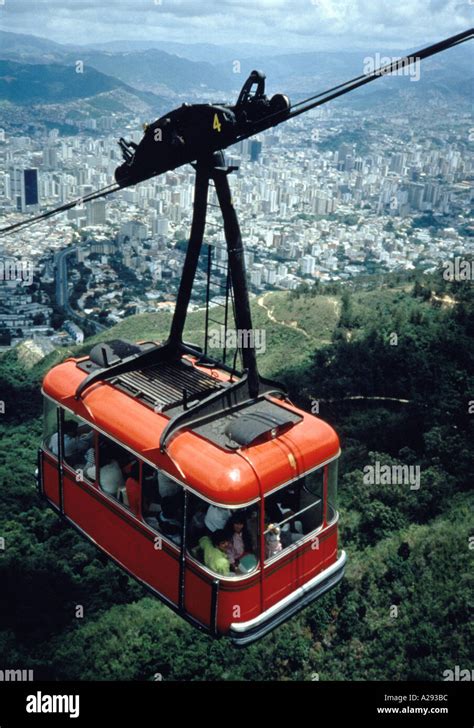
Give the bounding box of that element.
[213,113,222,132]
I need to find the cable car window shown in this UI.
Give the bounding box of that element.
[96,434,139,511]
[264,467,324,559]
[327,459,338,524]
[141,463,160,527]
[61,411,95,477]
[43,398,57,455]
[43,400,95,484]
[141,465,183,547]
[186,493,260,577]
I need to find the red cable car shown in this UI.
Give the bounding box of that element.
[39,350,345,645]
[38,147,346,645]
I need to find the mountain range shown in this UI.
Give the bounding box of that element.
[0,29,472,118]
[0,58,165,108]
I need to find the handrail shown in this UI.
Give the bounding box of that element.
[264,498,322,533]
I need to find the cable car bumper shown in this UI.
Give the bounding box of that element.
[229,550,347,646]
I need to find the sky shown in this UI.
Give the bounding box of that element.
[0,0,472,51]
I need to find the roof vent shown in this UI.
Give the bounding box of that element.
[224,408,299,448]
[89,339,142,368]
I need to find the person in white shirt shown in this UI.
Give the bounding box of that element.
[204,504,232,533]
[99,460,124,497]
[48,422,89,462]
[158,473,180,499]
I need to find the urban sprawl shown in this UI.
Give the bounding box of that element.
[0,103,472,351]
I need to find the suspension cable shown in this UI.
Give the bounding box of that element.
[0,183,121,236]
[236,27,473,140]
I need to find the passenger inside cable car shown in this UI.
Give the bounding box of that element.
[264,468,324,549]
[125,462,141,517]
[48,420,92,465]
[225,514,253,571]
[199,530,232,576]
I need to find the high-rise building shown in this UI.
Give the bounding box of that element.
[250,264,264,288]
[344,154,354,172]
[249,140,262,162]
[152,218,169,236]
[11,168,39,212]
[244,251,255,268]
[301,254,316,276]
[390,153,406,175]
[43,147,58,169]
[1,172,11,200]
[408,183,424,210]
[118,221,147,244]
[86,200,107,226]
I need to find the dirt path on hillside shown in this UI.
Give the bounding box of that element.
[257,292,311,338]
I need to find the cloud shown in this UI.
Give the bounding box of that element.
[0,0,472,49]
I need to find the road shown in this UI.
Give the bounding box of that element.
[55,246,77,313]
[54,246,107,334]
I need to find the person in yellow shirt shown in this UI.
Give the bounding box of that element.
[199,530,231,576]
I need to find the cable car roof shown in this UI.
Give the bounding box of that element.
[42,356,339,505]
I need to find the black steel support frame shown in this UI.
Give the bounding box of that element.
[75,152,286,450]
[203,244,234,366]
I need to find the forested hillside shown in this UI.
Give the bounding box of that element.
[0,271,472,680]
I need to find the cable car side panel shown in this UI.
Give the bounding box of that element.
[42,452,61,509]
[297,523,339,586]
[61,468,181,605]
